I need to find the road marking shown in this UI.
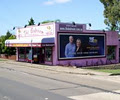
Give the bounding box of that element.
[69,90,120,100]
[45,98,48,100]
[3,96,11,100]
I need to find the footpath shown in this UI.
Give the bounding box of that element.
[0,59,120,84]
[0,59,109,76]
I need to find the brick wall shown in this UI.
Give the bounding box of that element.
[0,54,16,60]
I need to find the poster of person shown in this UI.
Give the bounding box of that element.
[58,33,105,59]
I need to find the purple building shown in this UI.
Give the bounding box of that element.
[5,22,119,67]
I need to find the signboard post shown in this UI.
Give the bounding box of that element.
[31,39,33,64]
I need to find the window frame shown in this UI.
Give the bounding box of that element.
[45,47,52,62]
[107,46,116,60]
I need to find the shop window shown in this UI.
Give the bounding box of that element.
[107,46,116,60]
[45,47,52,61]
[42,48,44,54]
[26,48,31,59]
[27,48,34,61]
[19,48,25,59]
[33,48,40,63]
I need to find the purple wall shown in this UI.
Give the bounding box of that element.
[14,22,119,67]
[52,23,119,67]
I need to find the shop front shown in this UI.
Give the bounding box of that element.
[5,22,119,67]
[17,46,53,64]
[5,23,55,65]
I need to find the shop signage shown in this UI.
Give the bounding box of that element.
[7,43,41,47]
[17,24,55,39]
[42,44,54,47]
[12,44,29,47]
[59,23,84,32]
[6,43,54,47]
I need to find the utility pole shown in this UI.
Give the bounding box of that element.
[0,42,2,57]
[31,39,33,64]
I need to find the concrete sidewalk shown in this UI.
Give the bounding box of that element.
[0,59,120,84]
[0,59,110,76]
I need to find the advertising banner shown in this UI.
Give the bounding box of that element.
[58,33,105,59]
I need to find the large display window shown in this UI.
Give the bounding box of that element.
[58,33,105,59]
[18,47,26,60]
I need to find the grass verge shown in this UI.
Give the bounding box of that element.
[83,65,120,76]
[0,59,7,61]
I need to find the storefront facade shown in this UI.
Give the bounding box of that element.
[5,22,119,67]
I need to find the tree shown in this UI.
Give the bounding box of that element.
[5,31,12,39]
[100,0,120,31]
[0,35,7,53]
[4,35,16,55]
[41,20,54,24]
[28,17,35,25]
[41,19,61,24]
[0,31,16,55]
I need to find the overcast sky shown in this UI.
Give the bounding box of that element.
[0,0,106,35]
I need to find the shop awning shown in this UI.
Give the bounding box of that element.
[5,37,55,47]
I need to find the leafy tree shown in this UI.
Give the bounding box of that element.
[41,19,61,24]
[28,17,35,25]
[100,0,120,31]
[4,35,16,55]
[0,36,4,54]
[41,20,54,24]
[0,35,6,53]
[55,19,61,22]
[5,31,12,39]
[0,31,16,55]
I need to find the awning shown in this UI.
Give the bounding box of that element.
[5,37,55,47]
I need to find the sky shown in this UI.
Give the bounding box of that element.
[0,0,107,35]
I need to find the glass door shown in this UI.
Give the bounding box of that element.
[39,48,45,64]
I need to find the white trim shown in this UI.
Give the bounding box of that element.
[5,37,55,44]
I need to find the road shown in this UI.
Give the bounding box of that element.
[0,62,120,100]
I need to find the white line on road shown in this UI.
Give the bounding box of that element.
[69,90,120,100]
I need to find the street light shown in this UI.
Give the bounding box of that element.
[13,26,22,30]
[103,29,105,32]
[24,25,27,28]
[72,22,76,25]
[72,22,92,29]
[84,23,92,30]
[38,23,41,26]
[88,23,92,27]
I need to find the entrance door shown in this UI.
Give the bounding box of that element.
[39,48,45,64]
[33,48,40,64]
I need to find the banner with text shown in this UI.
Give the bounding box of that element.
[58,33,105,59]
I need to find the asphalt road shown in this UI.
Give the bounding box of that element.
[0,62,120,100]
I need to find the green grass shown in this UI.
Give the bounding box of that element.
[0,59,6,61]
[93,69,120,74]
[84,65,120,75]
